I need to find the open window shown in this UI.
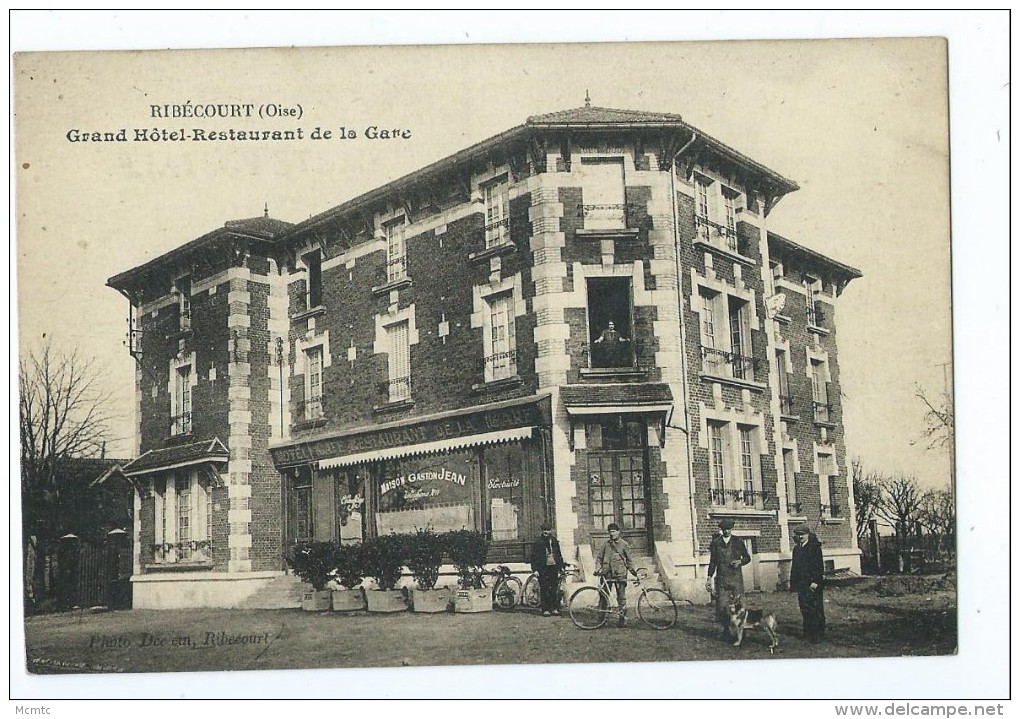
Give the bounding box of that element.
[586,277,634,369]
[303,249,322,309]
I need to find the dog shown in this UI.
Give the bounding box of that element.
[728,597,779,654]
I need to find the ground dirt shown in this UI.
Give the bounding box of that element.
[24,577,956,674]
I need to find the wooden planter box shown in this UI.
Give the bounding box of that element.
[453,587,492,613]
[301,589,332,612]
[364,588,407,613]
[409,587,451,613]
[331,588,367,612]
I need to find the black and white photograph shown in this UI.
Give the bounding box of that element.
[9,11,1008,706]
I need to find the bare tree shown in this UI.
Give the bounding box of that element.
[875,473,925,549]
[20,341,115,603]
[851,458,885,540]
[914,383,954,451]
[917,488,956,554]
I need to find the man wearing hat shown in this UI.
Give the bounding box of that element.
[706,518,751,638]
[790,524,826,642]
[530,522,565,616]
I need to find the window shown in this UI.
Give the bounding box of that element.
[377,452,475,535]
[587,277,634,369]
[818,452,837,517]
[694,175,742,252]
[171,365,192,435]
[805,276,823,327]
[770,260,783,287]
[386,321,411,402]
[176,276,191,331]
[811,359,830,422]
[698,288,755,381]
[304,346,324,420]
[152,472,212,564]
[579,157,626,230]
[484,292,517,381]
[304,249,322,309]
[288,469,313,544]
[484,178,510,247]
[385,219,407,282]
[707,421,763,509]
[484,443,537,542]
[777,350,793,415]
[783,448,799,514]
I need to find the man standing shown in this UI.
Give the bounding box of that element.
[592,321,629,367]
[595,523,638,626]
[790,524,826,642]
[530,523,565,617]
[706,518,751,639]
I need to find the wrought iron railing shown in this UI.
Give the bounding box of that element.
[700,346,759,381]
[695,215,739,253]
[180,307,191,332]
[379,376,411,403]
[484,217,511,248]
[151,540,213,564]
[581,337,644,370]
[483,348,518,380]
[787,502,803,515]
[710,488,769,510]
[170,412,192,436]
[386,255,407,282]
[821,503,841,518]
[813,401,833,423]
[806,304,825,327]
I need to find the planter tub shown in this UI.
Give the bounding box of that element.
[409,587,451,613]
[364,588,408,613]
[301,589,332,612]
[453,587,493,613]
[331,588,367,612]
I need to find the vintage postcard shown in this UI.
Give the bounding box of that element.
[11,19,1003,702]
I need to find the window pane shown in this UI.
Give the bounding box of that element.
[387,322,410,401]
[377,452,476,535]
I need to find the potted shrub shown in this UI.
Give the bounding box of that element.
[330,542,367,612]
[405,527,450,613]
[445,529,491,613]
[287,541,336,611]
[360,534,408,613]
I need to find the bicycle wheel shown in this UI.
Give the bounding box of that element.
[569,586,611,630]
[523,575,541,609]
[493,576,523,610]
[637,588,678,630]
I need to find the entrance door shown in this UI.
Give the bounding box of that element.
[588,451,651,555]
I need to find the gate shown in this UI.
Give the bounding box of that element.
[57,533,133,610]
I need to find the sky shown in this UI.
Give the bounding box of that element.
[8,10,1010,702]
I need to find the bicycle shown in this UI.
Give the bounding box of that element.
[568,567,678,630]
[484,565,524,610]
[522,564,575,612]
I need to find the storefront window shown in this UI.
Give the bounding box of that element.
[335,469,366,544]
[483,444,527,541]
[376,451,477,535]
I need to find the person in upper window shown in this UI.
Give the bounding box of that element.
[593,321,630,367]
[706,518,751,640]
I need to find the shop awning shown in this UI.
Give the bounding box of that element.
[318,426,534,470]
[120,438,230,478]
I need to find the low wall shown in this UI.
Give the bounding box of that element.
[132,571,284,609]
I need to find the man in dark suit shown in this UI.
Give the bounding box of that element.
[706,518,751,639]
[530,523,565,616]
[790,523,826,642]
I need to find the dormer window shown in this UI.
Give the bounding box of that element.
[304,249,322,309]
[176,276,191,332]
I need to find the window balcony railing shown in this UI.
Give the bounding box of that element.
[779,394,795,416]
[787,502,803,515]
[806,304,825,327]
[695,215,739,253]
[579,203,639,231]
[170,412,192,436]
[386,255,408,283]
[483,348,518,381]
[484,217,511,248]
[700,346,759,381]
[180,307,192,332]
[813,401,833,423]
[379,376,411,403]
[821,503,841,518]
[293,397,324,423]
[151,540,212,564]
[710,488,768,510]
[581,337,645,371]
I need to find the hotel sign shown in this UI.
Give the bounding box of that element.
[270,395,551,468]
